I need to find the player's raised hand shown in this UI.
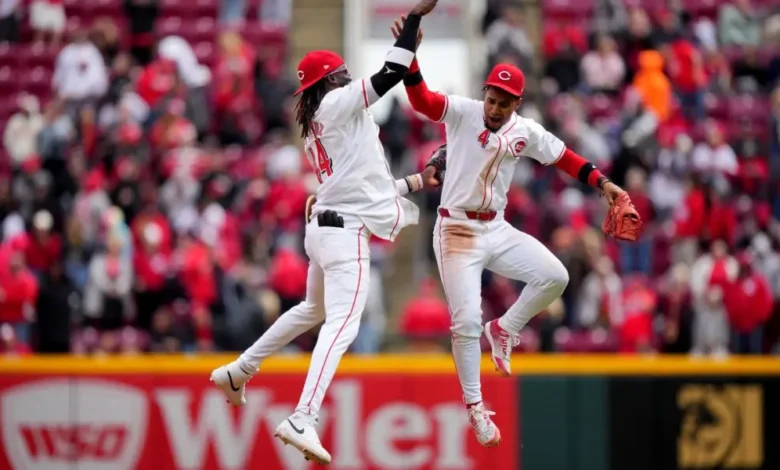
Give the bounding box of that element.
[391,16,424,50]
[409,0,438,16]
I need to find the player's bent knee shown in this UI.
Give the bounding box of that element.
[451,318,483,339]
[546,267,569,295]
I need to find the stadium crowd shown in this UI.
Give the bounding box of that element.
[0,0,778,357]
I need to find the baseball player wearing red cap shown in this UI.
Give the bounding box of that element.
[391,19,626,447]
[209,1,440,465]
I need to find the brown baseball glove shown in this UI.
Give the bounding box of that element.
[602,192,644,242]
[305,195,316,223]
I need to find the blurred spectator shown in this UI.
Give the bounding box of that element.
[702,49,732,93]
[175,232,217,310]
[0,243,38,344]
[732,46,771,90]
[615,276,656,353]
[267,248,306,314]
[90,17,121,65]
[0,323,31,355]
[649,134,691,218]
[560,116,611,168]
[658,263,694,353]
[485,2,533,68]
[543,40,581,94]
[611,87,659,185]
[632,50,672,123]
[38,99,74,163]
[25,209,62,276]
[724,252,773,353]
[618,8,655,83]
[158,36,212,138]
[772,87,780,185]
[577,256,622,329]
[581,35,625,95]
[593,0,627,35]
[52,31,109,109]
[148,305,193,352]
[751,233,780,296]
[84,232,134,331]
[718,0,761,48]
[30,0,65,47]
[691,121,739,176]
[621,168,655,274]
[666,29,707,121]
[124,0,158,65]
[35,261,76,353]
[690,240,737,357]
[213,31,256,145]
[3,95,44,169]
[0,0,20,44]
[380,96,411,174]
[136,57,177,110]
[399,278,451,352]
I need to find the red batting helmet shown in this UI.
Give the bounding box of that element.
[484,63,525,98]
[294,50,346,96]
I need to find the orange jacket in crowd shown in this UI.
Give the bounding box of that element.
[632,50,672,122]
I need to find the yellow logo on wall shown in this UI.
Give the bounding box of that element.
[677,384,764,468]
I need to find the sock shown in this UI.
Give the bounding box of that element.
[498,283,560,334]
[452,335,482,405]
[239,301,323,371]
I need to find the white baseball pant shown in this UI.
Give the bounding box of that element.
[240,215,370,417]
[433,212,569,404]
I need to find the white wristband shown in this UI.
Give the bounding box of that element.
[407,174,424,193]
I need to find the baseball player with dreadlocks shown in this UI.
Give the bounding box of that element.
[392,19,643,447]
[209,1,440,465]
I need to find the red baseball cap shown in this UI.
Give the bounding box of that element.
[294,50,346,96]
[484,63,525,98]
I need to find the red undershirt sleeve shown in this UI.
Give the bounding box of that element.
[553,148,605,188]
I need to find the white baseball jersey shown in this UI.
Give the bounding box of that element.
[305,78,419,240]
[437,94,566,212]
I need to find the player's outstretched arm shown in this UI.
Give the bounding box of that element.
[552,148,623,204]
[390,18,447,122]
[363,1,438,103]
[322,2,437,123]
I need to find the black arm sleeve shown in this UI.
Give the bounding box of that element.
[370,14,421,97]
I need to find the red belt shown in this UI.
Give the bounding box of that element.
[438,208,497,221]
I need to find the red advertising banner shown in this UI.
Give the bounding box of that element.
[0,373,518,470]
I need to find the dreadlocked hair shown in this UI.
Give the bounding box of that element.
[295,80,328,139]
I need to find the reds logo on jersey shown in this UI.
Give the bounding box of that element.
[510,137,527,157]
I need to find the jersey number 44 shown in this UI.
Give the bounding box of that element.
[306,139,334,184]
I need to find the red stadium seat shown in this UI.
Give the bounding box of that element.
[728,95,770,124]
[0,67,17,95]
[704,93,728,118]
[193,17,217,42]
[0,45,15,68]
[21,67,52,98]
[678,0,720,18]
[20,44,58,68]
[193,41,215,66]
[542,0,595,20]
[156,16,183,37]
[194,0,218,16]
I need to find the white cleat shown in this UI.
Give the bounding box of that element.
[209,362,254,406]
[484,319,519,377]
[274,412,332,465]
[468,403,502,447]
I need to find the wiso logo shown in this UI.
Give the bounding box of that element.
[1,379,148,470]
